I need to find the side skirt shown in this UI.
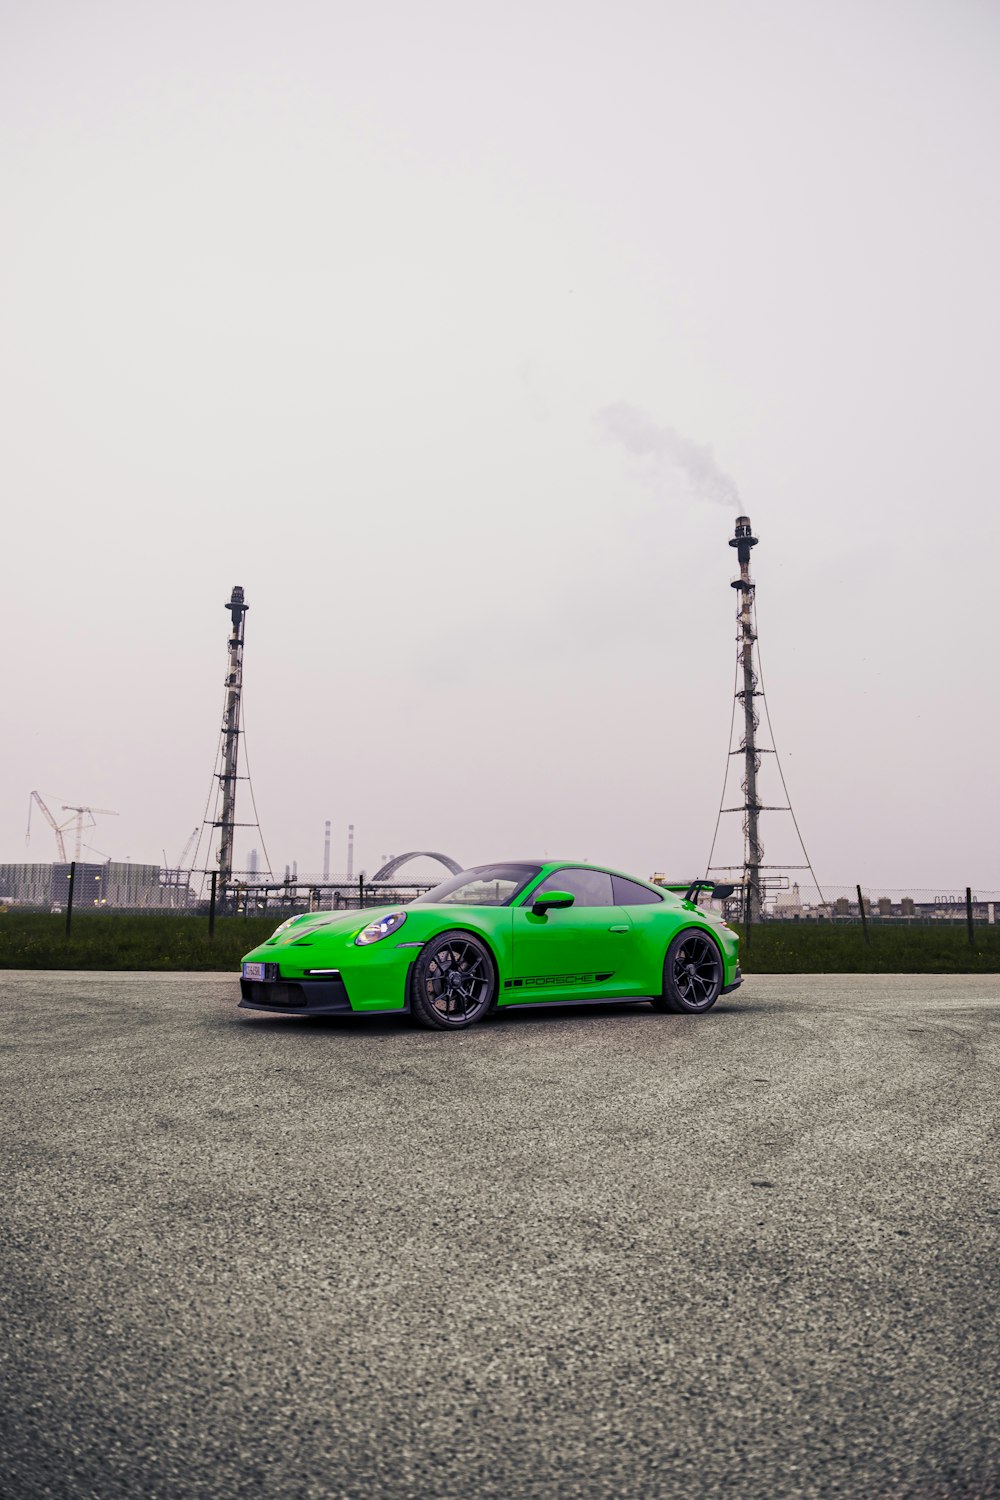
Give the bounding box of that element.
[498,995,656,1011]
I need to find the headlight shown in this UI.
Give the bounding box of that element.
[355,911,407,946]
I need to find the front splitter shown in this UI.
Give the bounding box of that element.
[238,997,407,1017]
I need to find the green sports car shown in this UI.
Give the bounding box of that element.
[238,861,742,1030]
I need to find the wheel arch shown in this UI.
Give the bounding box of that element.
[668,921,726,961]
[651,921,729,1015]
[661,922,728,988]
[405,925,503,1010]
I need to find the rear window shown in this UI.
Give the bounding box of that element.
[611,875,663,906]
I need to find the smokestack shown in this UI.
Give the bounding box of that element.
[347,823,355,880]
[323,820,331,881]
[731,514,758,567]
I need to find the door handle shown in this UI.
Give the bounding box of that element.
[608,924,629,933]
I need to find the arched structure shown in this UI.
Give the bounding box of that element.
[370,851,463,882]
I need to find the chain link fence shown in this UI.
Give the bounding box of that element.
[0,862,438,917]
[2,863,998,932]
[215,873,436,917]
[735,883,1000,925]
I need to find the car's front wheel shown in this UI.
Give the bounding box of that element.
[409,932,496,1029]
[651,930,724,1014]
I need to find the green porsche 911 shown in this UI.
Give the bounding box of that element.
[238,861,742,1030]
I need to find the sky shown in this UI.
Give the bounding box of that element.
[2,0,998,892]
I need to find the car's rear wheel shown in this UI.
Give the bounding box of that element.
[652,930,724,1014]
[409,932,496,1029]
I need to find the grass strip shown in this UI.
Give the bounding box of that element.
[729,922,1000,973]
[0,913,276,971]
[0,912,998,974]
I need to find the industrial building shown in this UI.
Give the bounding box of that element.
[0,862,188,911]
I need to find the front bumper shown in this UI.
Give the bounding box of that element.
[238,965,411,1017]
[239,975,355,1014]
[721,965,743,995]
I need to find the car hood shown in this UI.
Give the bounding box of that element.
[262,901,511,948]
[263,905,399,946]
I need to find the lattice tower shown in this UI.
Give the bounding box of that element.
[707,516,823,921]
[191,585,271,891]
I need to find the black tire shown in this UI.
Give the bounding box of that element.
[651,929,724,1014]
[409,931,496,1030]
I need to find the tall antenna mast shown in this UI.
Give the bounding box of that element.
[708,515,823,920]
[730,517,763,920]
[217,585,248,886]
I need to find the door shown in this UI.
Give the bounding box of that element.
[508,867,638,1002]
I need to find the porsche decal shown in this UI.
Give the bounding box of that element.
[504,972,614,989]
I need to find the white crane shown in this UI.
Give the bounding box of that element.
[60,804,119,861]
[162,827,200,876]
[26,791,69,861]
[176,826,199,870]
[161,826,201,909]
[26,792,119,862]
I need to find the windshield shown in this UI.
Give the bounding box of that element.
[412,863,541,907]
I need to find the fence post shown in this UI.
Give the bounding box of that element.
[65,861,76,939]
[209,871,218,941]
[857,884,870,944]
[966,887,975,947]
[358,875,364,910]
[743,882,752,953]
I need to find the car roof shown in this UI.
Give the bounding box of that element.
[517,859,663,891]
[465,859,663,892]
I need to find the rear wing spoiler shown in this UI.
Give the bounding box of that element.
[652,879,736,906]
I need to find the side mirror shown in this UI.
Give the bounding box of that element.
[531,890,575,915]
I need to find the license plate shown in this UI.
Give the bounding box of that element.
[242,962,266,981]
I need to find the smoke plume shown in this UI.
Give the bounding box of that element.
[598,402,739,509]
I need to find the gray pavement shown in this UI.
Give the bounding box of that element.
[1,971,998,1500]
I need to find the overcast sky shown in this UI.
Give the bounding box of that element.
[2,0,998,892]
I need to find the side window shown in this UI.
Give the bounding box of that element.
[612,875,664,906]
[534,868,614,907]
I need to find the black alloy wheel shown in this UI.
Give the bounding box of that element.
[409,932,496,1030]
[652,930,724,1014]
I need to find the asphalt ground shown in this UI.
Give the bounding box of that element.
[1,973,998,1500]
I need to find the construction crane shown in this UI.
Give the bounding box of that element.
[26,792,69,861]
[160,826,201,909]
[60,804,119,861]
[26,793,118,862]
[176,826,199,870]
[163,827,199,874]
